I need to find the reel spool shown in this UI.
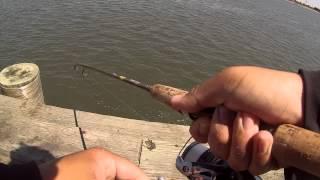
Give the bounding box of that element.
[176,142,262,180]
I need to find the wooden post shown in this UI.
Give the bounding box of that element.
[0,63,44,104]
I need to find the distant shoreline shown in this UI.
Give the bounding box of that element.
[289,0,320,13]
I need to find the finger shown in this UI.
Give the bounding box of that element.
[249,130,278,175]
[228,113,260,171]
[170,68,249,113]
[171,93,203,113]
[173,66,303,126]
[208,106,235,160]
[189,116,211,143]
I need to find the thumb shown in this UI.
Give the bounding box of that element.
[113,153,148,180]
[171,93,204,113]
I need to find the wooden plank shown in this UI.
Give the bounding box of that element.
[0,118,83,164]
[76,110,190,141]
[0,95,283,179]
[76,110,190,178]
[138,137,284,180]
[0,95,82,164]
[0,95,75,127]
[139,138,186,179]
[80,128,142,164]
[77,111,283,180]
[261,169,284,180]
[291,0,320,11]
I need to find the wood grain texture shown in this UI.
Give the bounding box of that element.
[139,138,187,179]
[76,110,190,179]
[80,127,142,164]
[0,119,83,164]
[260,169,284,180]
[76,110,190,141]
[0,95,83,164]
[76,110,284,180]
[0,95,75,127]
[0,63,44,104]
[0,95,284,179]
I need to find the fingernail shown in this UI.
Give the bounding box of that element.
[171,95,183,104]
[217,106,222,120]
[217,106,236,123]
[199,120,209,137]
[170,95,184,110]
[238,113,244,129]
[242,113,251,129]
[257,139,268,155]
[216,106,227,122]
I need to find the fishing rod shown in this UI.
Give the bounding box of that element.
[73,63,214,119]
[74,63,151,91]
[73,63,320,179]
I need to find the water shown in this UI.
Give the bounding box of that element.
[1,0,320,124]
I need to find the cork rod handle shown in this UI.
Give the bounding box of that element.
[150,84,188,105]
[272,124,320,177]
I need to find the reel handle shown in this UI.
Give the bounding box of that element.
[150,84,320,177]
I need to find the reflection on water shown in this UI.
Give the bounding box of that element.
[1,0,320,124]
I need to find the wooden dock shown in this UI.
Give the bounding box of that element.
[290,0,320,12]
[0,94,284,179]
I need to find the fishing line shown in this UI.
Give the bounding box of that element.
[178,136,193,156]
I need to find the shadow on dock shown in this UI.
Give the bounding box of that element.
[8,143,55,165]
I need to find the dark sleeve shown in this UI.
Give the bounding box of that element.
[299,70,320,132]
[0,162,42,180]
[284,70,320,180]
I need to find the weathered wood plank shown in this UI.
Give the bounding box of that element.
[76,110,283,180]
[0,95,283,179]
[76,110,190,178]
[77,109,189,165]
[261,169,284,180]
[76,110,189,141]
[0,95,83,164]
[290,0,320,11]
[139,138,186,179]
[0,95,75,127]
[0,119,83,164]
[80,128,142,164]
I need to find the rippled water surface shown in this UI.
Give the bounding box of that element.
[1,0,320,124]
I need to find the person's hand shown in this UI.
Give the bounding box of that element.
[171,66,304,175]
[39,147,148,180]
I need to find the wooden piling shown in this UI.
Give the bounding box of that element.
[0,63,44,104]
